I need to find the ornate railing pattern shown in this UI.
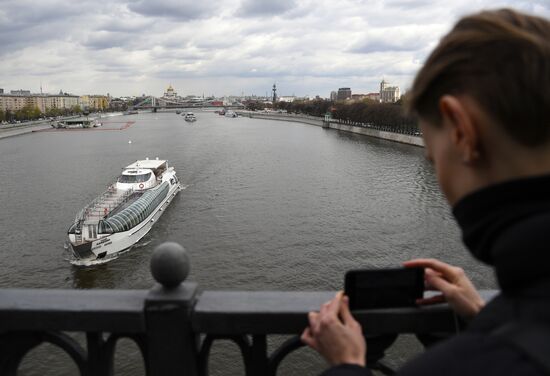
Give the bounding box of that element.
[0,243,497,375]
[328,118,421,136]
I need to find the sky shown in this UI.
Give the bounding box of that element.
[1,0,549,98]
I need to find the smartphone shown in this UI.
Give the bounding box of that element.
[344,267,424,310]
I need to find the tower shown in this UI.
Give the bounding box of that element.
[272,83,277,103]
[380,79,388,93]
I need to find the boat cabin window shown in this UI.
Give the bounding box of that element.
[118,172,152,183]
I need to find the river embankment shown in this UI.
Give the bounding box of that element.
[238,111,424,147]
[0,121,54,139]
[0,113,125,140]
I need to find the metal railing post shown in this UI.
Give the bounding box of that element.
[145,242,199,376]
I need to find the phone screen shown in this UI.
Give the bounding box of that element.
[344,267,424,310]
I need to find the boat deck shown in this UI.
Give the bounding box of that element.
[82,187,134,224]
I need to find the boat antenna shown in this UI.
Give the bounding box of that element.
[127,140,133,167]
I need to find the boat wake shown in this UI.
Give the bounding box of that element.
[133,239,151,248]
[69,257,117,267]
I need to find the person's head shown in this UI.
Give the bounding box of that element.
[407,9,550,205]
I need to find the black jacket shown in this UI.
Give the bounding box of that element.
[323,175,550,376]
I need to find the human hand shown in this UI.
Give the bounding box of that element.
[301,291,366,367]
[403,258,485,319]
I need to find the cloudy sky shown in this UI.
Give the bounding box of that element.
[1,0,549,98]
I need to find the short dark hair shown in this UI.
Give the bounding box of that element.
[407,9,550,146]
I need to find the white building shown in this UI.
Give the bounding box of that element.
[163,85,178,99]
[278,96,297,103]
[379,79,400,103]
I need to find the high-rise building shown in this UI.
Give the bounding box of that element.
[10,90,31,96]
[330,91,337,101]
[337,88,352,101]
[379,80,400,103]
[0,92,79,113]
[0,89,4,94]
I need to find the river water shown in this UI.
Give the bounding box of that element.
[0,112,494,375]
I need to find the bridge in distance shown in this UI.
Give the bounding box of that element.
[132,96,245,111]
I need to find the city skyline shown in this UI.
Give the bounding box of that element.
[1,0,549,98]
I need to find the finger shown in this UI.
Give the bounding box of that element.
[301,327,316,348]
[425,272,455,296]
[308,311,320,334]
[321,292,343,318]
[425,269,446,290]
[340,296,355,324]
[403,259,456,278]
[416,294,446,306]
[308,311,319,324]
[425,268,443,277]
[328,291,344,316]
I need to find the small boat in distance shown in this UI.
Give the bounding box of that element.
[51,118,100,129]
[184,112,197,122]
[123,110,139,115]
[225,110,237,118]
[67,158,182,266]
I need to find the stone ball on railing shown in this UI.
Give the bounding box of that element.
[150,242,190,288]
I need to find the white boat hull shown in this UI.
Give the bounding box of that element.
[68,182,181,265]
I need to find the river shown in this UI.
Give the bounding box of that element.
[0,111,494,375]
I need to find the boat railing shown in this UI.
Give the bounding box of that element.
[77,185,135,222]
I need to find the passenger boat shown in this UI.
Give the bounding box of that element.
[51,118,100,129]
[67,158,182,265]
[184,112,196,122]
[225,110,237,118]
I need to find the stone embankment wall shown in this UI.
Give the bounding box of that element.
[239,111,424,148]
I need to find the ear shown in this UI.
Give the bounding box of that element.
[438,95,480,163]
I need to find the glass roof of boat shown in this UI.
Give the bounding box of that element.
[99,181,169,233]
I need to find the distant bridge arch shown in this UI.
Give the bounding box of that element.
[132,97,245,111]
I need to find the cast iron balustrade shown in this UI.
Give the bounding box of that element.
[0,242,497,375]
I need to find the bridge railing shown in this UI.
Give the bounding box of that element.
[0,243,497,376]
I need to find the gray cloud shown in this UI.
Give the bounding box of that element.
[0,0,88,53]
[237,0,297,17]
[83,31,137,50]
[127,0,213,20]
[96,17,154,33]
[384,0,433,9]
[351,39,419,53]
[0,0,86,24]
[2,0,549,97]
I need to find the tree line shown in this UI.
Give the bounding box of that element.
[0,105,83,123]
[244,98,419,134]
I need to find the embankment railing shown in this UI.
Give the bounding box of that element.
[238,111,421,137]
